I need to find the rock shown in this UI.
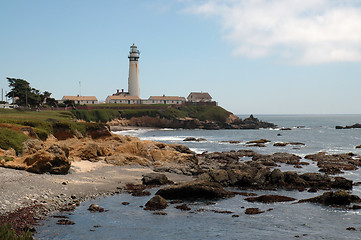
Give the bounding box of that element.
[175,204,191,211]
[352,205,361,210]
[142,173,169,186]
[245,195,296,203]
[56,219,75,225]
[246,139,271,144]
[86,124,112,139]
[131,190,151,197]
[144,195,168,210]
[183,137,207,142]
[299,190,361,206]
[269,169,285,185]
[336,123,361,129]
[232,214,239,217]
[88,204,104,212]
[356,145,361,149]
[24,147,71,174]
[273,142,288,147]
[122,202,130,205]
[346,227,356,231]
[280,128,292,130]
[153,211,167,215]
[155,180,235,200]
[305,152,361,174]
[245,208,265,215]
[209,169,229,185]
[331,177,353,190]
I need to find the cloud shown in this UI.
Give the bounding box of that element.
[184,0,361,64]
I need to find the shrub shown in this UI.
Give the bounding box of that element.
[70,109,121,122]
[0,127,28,154]
[0,224,33,240]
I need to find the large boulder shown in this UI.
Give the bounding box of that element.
[142,173,169,185]
[155,180,235,200]
[144,195,168,210]
[24,145,70,174]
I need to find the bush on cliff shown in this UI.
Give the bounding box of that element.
[0,127,28,154]
[70,109,121,123]
[120,105,231,122]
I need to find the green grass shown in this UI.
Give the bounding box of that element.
[0,156,14,162]
[119,105,231,122]
[70,109,121,123]
[0,224,33,240]
[0,127,28,154]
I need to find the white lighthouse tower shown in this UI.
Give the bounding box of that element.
[128,43,140,97]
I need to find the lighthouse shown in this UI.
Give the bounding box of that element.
[128,43,140,97]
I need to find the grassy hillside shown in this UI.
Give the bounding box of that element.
[120,105,231,122]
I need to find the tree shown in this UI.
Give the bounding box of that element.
[5,78,52,108]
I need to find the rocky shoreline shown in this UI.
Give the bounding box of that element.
[1,125,361,237]
[109,114,277,130]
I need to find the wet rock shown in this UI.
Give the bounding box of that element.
[131,190,151,197]
[246,139,271,144]
[336,123,361,129]
[299,190,361,206]
[245,195,296,203]
[122,202,130,205]
[88,204,104,212]
[331,177,353,190]
[346,227,356,231]
[56,219,75,225]
[183,137,207,142]
[245,208,265,215]
[280,128,292,130]
[142,173,169,186]
[153,211,167,215]
[175,204,191,211]
[232,214,239,217]
[305,152,361,174]
[212,210,233,214]
[253,152,301,165]
[144,195,168,210]
[156,180,235,200]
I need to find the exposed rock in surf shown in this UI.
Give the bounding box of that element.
[244,195,296,203]
[298,190,361,206]
[156,180,235,200]
[144,195,168,210]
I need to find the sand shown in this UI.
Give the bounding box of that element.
[0,161,194,216]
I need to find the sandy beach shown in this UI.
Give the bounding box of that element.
[0,160,194,217]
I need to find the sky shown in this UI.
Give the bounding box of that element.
[1,0,361,114]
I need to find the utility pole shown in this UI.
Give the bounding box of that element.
[79,81,81,96]
[1,88,3,102]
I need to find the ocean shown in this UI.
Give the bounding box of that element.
[35,115,361,240]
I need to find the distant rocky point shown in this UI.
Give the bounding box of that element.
[336,123,361,129]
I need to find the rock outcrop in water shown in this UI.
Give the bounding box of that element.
[156,180,235,200]
[194,150,353,191]
[335,123,361,129]
[305,152,361,174]
[299,190,361,206]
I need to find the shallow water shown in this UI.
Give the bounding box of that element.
[35,115,361,239]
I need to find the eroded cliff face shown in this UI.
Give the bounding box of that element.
[0,130,199,175]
